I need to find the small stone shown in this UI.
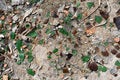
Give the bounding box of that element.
[114,45,120,50]
[94,55,102,64]
[58,4,65,13]
[88,62,98,71]
[113,16,120,30]
[33,45,48,67]
[111,49,117,55]
[43,18,49,24]
[52,19,59,26]
[116,53,120,58]
[101,50,109,57]
[3,75,8,80]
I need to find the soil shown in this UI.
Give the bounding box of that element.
[0,0,120,80]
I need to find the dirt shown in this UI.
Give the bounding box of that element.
[0,0,120,80]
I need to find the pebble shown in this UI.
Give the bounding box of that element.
[111,49,117,55]
[52,19,59,26]
[33,45,48,67]
[43,18,49,24]
[3,75,8,80]
[113,16,120,30]
[110,68,118,76]
[88,62,98,71]
[58,4,65,13]
[11,0,24,5]
[101,50,109,57]
[94,55,102,63]
[116,53,120,58]
[71,20,79,28]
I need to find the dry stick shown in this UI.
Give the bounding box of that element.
[79,0,102,25]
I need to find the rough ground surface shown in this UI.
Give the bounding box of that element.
[0,0,120,80]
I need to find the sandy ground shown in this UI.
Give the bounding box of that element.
[0,0,120,80]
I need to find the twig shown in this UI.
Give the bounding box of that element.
[80,0,102,24]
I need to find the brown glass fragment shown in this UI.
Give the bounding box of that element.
[43,18,49,24]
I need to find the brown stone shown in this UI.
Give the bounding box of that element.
[116,53,120,58]
[101,50,109,57]
[114,45,120,50]
[111,49,117,55]
[88,62,98,71]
